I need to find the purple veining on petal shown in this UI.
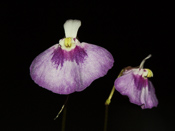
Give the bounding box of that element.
[74,46,87,65]
[51,46,64,67]
[30,42,114,95]
[51,45,87,69]
[133,74,148,90]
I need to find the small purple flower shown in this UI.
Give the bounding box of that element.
[30,19,114,94]
[114,55,158,109]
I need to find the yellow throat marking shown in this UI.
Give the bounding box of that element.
[64,37,72,48]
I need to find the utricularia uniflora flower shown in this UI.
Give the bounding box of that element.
[114,55,158,109]
[30,19,114,94]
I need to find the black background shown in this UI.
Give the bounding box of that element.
[1,1,174,131]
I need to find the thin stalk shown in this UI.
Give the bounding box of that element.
[104,69,124,131]
[105,86,115,106]
[54,95,69,120]
[104,105,108,131]
[61,105,67,131]
[139,54,152,68]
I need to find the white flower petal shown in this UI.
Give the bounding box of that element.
[64,19,81,38]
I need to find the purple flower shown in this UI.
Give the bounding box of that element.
[30,19,114,94]
[114,55,158,109]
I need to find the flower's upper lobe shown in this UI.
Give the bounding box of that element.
[30,42,114,94]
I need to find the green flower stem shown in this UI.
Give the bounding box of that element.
[104,104,109,131]
[54,95,69,131]
[104,86,115,131]
[104,69,124,131]
[61,106,67,131]
[105,86,115,106]
[105,69,124,106]
[54,95,69,120]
